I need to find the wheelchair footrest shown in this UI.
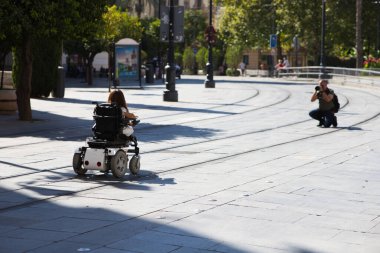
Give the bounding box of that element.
[88,140,127,149]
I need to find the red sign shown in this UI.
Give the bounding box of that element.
[205,26,217,44]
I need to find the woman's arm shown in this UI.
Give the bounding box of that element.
[123,111,137,119]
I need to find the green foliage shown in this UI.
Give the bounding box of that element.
[140,50,148,63]
[212,48,222,71]
[141,18,160,60]
[119,13,143,42]
[5,0,111,119]
[31,38,61,98]
[225,46,242,70]
[184,10,207,48]
[100,5,126,44]
[196,47,208,71]
[174,52,183,67]
[217,1,274,49]
[182,47,195,71]
[217,0,378,66]
[64,4,143,84]
[0,1,19,68]
[274,0,323,63]
[226,68,240,76]
[69,0,110,41]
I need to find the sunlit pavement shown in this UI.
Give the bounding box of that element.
[0,75,380,253]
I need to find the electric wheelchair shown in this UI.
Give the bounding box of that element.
[73,103,141,178]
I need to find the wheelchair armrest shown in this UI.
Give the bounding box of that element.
[132,118,140,126]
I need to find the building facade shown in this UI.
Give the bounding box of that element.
[114,0,211,19]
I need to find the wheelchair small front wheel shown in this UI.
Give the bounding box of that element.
[129,155,140,175]
[111,150,128,178]
[73,153,87,176]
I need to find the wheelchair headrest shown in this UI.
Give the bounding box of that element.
[93,103,122,118]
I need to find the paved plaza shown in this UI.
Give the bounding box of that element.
[0,75,380,253]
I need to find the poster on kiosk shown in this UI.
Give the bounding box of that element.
[115,38,141,88]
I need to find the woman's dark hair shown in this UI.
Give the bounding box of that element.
[107,90,127,108]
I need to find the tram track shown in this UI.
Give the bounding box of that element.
[0,85,280,150]
[0,85,361,182]
[1,105,378,214]
[0,83,379,213]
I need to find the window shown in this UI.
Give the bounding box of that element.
[243,55,249,65]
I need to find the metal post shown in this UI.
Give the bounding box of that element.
[294,35,298,67]
[319,0,327,79]
[204,0,215,88]
[163,0,178,101]
[108,42,115,92]
[157,0,163,80]
[377,1,380,57]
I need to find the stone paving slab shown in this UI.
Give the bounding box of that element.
[0,76,380,252]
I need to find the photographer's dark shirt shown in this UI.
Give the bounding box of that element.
[319,89,335,111]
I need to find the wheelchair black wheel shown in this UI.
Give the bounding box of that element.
[129,155,140,175]
[73,153,87,175]
[111,150,128,178]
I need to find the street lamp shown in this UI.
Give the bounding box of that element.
[204,0,215,88]
[163,0,178,101]
[157,0,163,80]
[374,0,380,57]
[319,0,327,79]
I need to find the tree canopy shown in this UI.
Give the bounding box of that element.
[1,0,110,120]
[216,0,378,64]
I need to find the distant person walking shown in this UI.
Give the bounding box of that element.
[274,59,284,77]
[282,56,290,72]
[239,61,246,77]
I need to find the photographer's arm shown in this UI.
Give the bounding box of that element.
[311,91,318,102]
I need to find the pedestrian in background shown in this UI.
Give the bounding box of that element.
[274,59,283,77]
[239,61,246,77]
[282,56,290,72]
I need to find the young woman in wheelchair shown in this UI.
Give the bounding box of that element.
[107,90,138,137]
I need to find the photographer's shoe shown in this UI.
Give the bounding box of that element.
[317,121,323,127]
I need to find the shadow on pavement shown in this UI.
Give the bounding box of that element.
[332,126,363,131]
[0,181,327,253]
[136,122,221,143]
[170,77,309,86]
[0,185,250,253]
[34,96,234,116]
[0,110,220,143]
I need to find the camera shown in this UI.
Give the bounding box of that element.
[315,86,320,91]
[317,91,323,98]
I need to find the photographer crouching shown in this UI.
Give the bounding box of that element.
[309,79,338,127]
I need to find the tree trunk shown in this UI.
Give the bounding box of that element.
[356,0,363,68]
[16,34,33,121]
[108,48,114,86]
[1,53,5,89]
[86,63,93,85]
[277,35,282,60]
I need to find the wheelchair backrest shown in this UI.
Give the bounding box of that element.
[92,103,122,141]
